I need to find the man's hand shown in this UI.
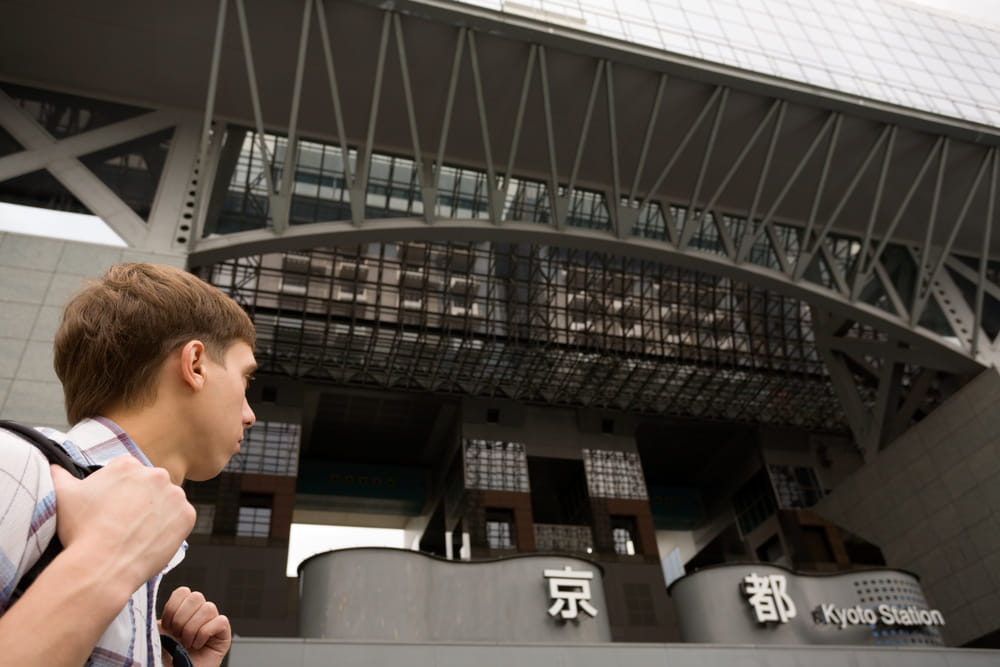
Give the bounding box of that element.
[0,456,197,667]
[159,586,232,667]
[50,456,195,592]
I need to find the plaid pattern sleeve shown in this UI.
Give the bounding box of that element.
[0,429,57,613]
[1,419,186,666]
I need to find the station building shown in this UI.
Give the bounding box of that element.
[2,1,1000,664]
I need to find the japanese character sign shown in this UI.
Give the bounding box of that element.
[544,566,599,620]
[741,572,797,624]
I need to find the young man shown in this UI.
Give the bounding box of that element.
[0,262,258,666]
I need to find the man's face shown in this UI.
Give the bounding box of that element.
[188,340,257,481]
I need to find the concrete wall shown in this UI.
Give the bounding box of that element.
[814,367,1000,646]
[670,563,942,646]
[0,232,183,428]
[229,638,999,667]
[299,548,610,642]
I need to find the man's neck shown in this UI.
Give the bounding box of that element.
[102,408,188,485]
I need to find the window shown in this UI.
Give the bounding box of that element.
[237,493,273,538]
[583,449,648,500]
[768,464,824,508]
[485,508,516,550]
[225,421,301,476]
[611,515,639,556]
[464,440,529,492]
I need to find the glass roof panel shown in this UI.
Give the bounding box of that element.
[455,0,1000,127]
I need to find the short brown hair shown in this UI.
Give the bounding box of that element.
[54,262,257,424]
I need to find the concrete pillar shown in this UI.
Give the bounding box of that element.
[813,367,1000,646]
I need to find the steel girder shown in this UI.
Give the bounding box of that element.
[172,1,997,368]
[2,0,1000,453]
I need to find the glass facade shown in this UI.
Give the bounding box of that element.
[203,236,948,430]
[733,468,779,536]
[206,241,883,429]
[225,420,302,477]
[207,127,953,334]
[584,449,649,500]
[768,463,824,509]
[465,440,531,492]
[458,0,1000,127]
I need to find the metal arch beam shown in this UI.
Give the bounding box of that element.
[187,217,985,376]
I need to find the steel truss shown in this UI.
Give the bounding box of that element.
[2,0,999,455]
[0,86,201,255]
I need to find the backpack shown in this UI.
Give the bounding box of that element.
[0,420,194,667]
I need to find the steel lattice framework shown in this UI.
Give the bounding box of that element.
[2,0,1000,456]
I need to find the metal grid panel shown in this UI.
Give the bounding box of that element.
[206,240,856,429]
[465,439,530,492]
[583,449,648,500]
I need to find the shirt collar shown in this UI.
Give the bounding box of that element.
[59,416,155,468]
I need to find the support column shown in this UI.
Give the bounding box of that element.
[813,367,1000,646]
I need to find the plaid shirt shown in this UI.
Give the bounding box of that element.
[0,417,186,666]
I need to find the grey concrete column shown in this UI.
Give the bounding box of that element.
[813,367,1000,646]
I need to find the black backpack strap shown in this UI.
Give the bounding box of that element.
[0,420,93,479]
[160,634,195,667]
[0,420,101,606]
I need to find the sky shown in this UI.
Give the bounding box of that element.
[0,202,126,246]
[3,0,998,569]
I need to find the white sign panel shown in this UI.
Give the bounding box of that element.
[738,573,945,630]
[544,566,599,620]
[741,573,797,624]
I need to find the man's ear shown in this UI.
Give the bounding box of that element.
[179,340,208,391]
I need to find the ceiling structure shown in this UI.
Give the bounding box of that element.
[2,0,1000,456]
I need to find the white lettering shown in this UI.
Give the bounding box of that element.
[862,608,877,625]
[879,604,895,625]
[742,573,796,624]
[929,609,945,626]
[820,603,837,625]
[544,567,598,620]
